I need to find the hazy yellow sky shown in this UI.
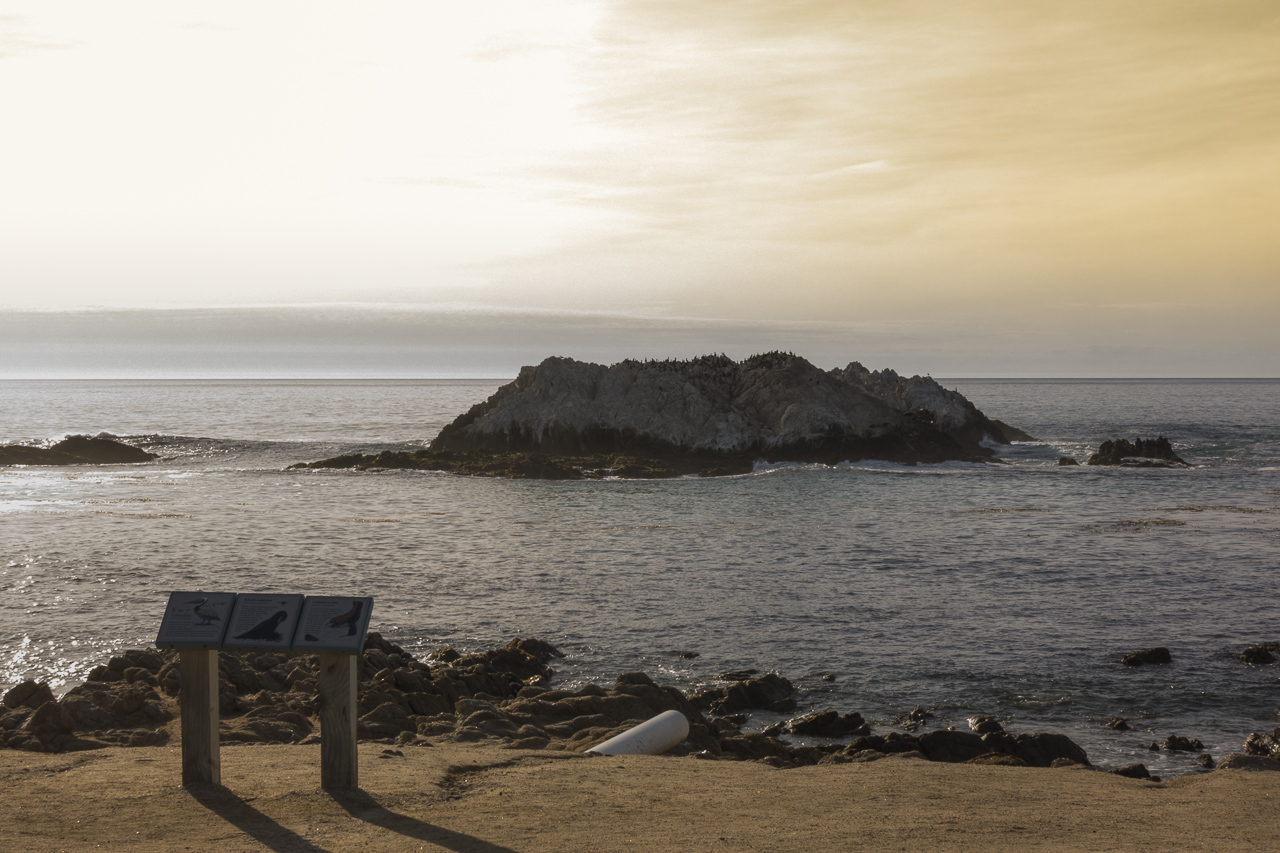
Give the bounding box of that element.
[2,2,1277,375]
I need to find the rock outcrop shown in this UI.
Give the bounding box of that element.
[297,353,1033,478]
[1087,437,1187,467]
[0,435,157,466]
[1243,728,1280,760]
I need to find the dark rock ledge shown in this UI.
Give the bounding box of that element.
[3,634,1114,772]
[293,353,1034,479]
[1087,437,1187,468]
[0,435,157,467]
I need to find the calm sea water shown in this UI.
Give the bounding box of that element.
[2,378,1278,775]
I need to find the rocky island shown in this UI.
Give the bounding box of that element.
[295,352,1033,478]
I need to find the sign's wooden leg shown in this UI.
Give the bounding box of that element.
[317,653,358,789]
[179,649,220,787]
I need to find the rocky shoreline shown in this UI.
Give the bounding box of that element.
[4,636,1276,780]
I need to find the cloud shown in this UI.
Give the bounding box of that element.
[1,302,1275,378]
[0,15,73,59]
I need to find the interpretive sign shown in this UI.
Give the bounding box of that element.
[291,595,374,655]
[155,591,236,649]
[222,593,304,651]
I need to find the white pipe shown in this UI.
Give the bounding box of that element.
[586,710,690,756]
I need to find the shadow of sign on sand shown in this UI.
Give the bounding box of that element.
[187,783,519,853]
[327,787,521,853]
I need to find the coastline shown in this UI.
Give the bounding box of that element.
[3,741,1278,852]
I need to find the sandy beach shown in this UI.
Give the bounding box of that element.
[2,742,1277,852]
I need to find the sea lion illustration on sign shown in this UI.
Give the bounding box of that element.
[187,596,221,626]
[328,600,363,636]
[234,610,289,642]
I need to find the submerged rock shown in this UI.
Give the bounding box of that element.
[1241,643,1279,665]
[1087,437,1187,467]
[688,672,797,715]
[296,353,1034,477]
[0,435,157,466]
[764,709,869,739]
[1122,647,1172,667]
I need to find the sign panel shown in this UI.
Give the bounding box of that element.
[221,593,304,651]
[155,591,236,649]
[291,596,373,655]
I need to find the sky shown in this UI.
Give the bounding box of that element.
[2,1,1277,377]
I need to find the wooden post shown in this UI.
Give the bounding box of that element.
[317,653,358,789]
[179,649,220,787]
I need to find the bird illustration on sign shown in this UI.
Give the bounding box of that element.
[186,596,221,626]
[233,610,289,642]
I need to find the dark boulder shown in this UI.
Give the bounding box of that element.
[968,715,1004,734]
[919,729,989,763]
[689,672,796,715]
[1057,457,1079,466]
[1107,716,1131,731]
[2,680,55,711]
[980,731,1019,756]
[1163,735,1205,752]
[846,731,922,755]
[1013,733,1090,768]
[767,709,869,739]
[1112,763,1151,779]
[1243,728,1280,759]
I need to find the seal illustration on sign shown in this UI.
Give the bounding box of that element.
[328,600,363,636]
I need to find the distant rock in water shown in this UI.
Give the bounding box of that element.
[434,353,1028,460]
[296,353,1034,478]
[0,435,157,466]
[1087,437,1187,467]
[1122,646,1172,667]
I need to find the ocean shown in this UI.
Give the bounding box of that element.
[2,377,1278,775]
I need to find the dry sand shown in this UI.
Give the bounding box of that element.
[1,743,1277,852]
